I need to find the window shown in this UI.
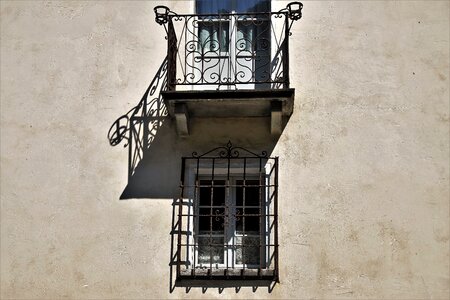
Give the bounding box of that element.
[196,177,264,269]
[192,0,272,90]
[171,142,279,283]
[196,0,271,14]
[196,0,271,51]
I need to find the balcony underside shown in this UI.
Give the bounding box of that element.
[161,88,295,136]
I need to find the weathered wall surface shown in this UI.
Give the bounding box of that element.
[1,1,448,299]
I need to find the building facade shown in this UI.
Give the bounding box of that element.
[1,1,449,299]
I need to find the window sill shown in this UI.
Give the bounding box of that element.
[176,271,277,288]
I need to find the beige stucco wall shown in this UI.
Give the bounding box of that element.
[1,0,448,299]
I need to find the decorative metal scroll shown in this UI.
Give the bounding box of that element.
[213,207,243,228]
[158,5,302,90]
[192,141,268,158]
[107,57,168,179]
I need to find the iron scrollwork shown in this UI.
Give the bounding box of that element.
[213,207,242,228]
[155,2,302,90]
[192,141,268,159]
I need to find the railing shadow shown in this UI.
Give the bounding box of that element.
[169,198,179,293]
[107,55,287,200]
[108,57,168,177]
[108,57,173,199]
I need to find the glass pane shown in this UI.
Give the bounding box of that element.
[236,180,260,207]
[198,21,229,53]
[237,207,259,234]
[196,0,231,14]
[212,207,225,232]
[199,208,224,234]
[237,23,255,52]
[235,0,270,13]
[199,180,226,206]
[198,236,224,264]
[198,208,210,233]
[236,236,260,266]
[196,0,270,14]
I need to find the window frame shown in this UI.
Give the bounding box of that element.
[194,174,267,270]
[185,0,273,90]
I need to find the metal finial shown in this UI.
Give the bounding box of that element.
[286,2,303,21]
[154,5,171,25]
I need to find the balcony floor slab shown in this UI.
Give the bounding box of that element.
[161,88,295,118]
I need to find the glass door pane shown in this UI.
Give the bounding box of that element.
[234,179,261,268]
[197,180,226,266]
[194,0,271,90]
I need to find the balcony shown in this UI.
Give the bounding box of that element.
[154,3,302,135]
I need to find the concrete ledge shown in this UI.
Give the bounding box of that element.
[161,88,295,118]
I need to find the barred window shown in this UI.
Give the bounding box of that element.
[171,142,279,285]
[197,177,263,268]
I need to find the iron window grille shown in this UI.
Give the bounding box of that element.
[171,142,279,284]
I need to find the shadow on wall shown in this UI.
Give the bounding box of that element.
[108,57,174,199]
[108,57,287,293]
[108,57,284,200]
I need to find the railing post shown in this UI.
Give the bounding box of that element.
[283,13,290,89]
[167,18,177,91]
[176,157,186,280]
[274,156,279,282]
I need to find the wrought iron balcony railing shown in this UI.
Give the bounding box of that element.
[155,2,302,91]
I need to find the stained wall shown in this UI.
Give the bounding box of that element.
[1,1,449,299]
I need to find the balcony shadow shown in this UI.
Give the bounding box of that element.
[108,1,303,293]
[115,116,285,199]
[120,120,179,199]
[108,57,288,293]
[108,57,180,199]
[108,55,285,198]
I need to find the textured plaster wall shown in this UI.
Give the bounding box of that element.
[1,1,449,299]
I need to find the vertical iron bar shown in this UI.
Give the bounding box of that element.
[167,18,177,91]
[192,158,197,277]
[209,160,213,276]
[225,177,229,276]
[274,157,279,282]
[258,158,263,277]
[227,156,231,273]
[193,188,196,276]
[242,158,246,275]
[219,16,222,86]
[252,21,256,83]
[184,17,188,86]
[283,13,290,89]
[176,157,186,279]
[201,17,205,85]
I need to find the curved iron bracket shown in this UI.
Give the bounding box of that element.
[279,2,303,36]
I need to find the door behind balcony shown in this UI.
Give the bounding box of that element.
[194,0,271,91]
